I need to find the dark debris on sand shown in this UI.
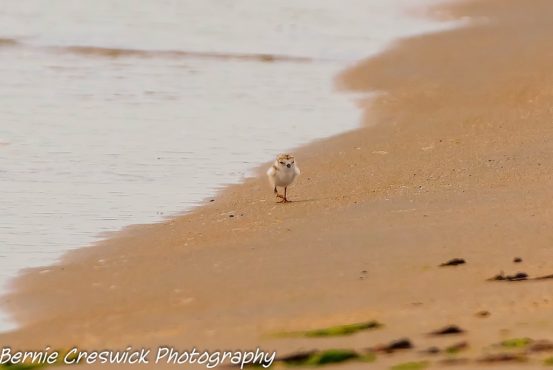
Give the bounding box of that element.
[534,273,553,280]
[276,351,317,364]
[373,338,413,353]
[528,340,553,353]
[421,347,440,355]
[476,310,490,318]
[477,353,527,363]
[439,258,466,267]
[421,342,468,355]
[429,325,465,336]
[489,272,528,281]
[489,271,553,282]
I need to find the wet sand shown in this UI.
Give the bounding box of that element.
[4,0,553,368]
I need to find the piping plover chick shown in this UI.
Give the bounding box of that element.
[267,153,300,203]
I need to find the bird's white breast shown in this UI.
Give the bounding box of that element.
[273,167,298,187]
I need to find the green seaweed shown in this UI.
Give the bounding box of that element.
[544,357,553,366]
[0,362,48,370]
[282,349,375,367]
[0,350,79,370]
[445,342,468,354]
[305,321,382,337]
[299,349,357,366]
[390,361,429,370]
[500,338,533,349]
[445,347,460,354]
[279,321,382,338]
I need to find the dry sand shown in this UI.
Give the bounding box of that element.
[3,0,553,368]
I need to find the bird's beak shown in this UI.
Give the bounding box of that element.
[287,164,291,168]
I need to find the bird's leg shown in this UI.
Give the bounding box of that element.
[275,187,285,201]
[283,187,288,203]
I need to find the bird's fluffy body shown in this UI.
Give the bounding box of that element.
[267,154,300,202]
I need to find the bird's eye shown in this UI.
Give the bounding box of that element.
[292,161,294,164]
[279,161,285,165]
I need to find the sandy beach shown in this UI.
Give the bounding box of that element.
[3,0,553,368]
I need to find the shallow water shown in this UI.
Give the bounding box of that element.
[0,0,456,331]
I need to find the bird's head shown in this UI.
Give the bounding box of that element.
[275,153,296,169]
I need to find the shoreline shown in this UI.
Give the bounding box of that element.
[4,0,553,368]
[0,1,452,326]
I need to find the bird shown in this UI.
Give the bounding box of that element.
[266,153,300,203]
